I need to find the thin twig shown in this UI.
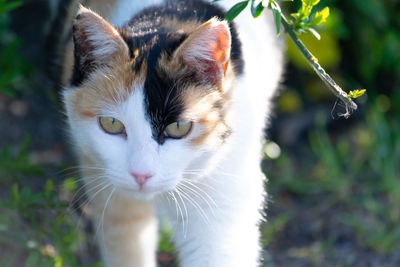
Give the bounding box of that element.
[279,13,358,114]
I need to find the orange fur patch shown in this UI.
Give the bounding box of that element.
[178,84,233,147]
[67,61,138,119]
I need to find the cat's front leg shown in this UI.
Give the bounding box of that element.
[168,168,265,267]
[91,190,158,267]
[170,188,263,266]
[173,212,262,267]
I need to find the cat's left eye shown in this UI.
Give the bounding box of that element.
[99,116,125,135]
[165,121,192,139]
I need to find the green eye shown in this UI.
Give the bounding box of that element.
[165,121,192,139]
[99,117,125,135]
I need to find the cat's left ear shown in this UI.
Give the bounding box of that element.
[173,18,231,83]
[71,6,129,85]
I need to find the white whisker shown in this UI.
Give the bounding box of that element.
[176,187,210,226]
[180,179,217,209]
[170,191,186,236]
[97,186,116,240]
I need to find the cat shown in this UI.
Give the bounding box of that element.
[62,0,283,266]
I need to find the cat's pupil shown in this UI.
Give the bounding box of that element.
[111,117,115,124]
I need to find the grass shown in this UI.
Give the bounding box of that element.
[0,137,95,267]
[0,0,31,97]
[261,98,400,264]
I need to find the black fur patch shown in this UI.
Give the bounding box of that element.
[70,24,91,86]
[118,0,243,144]
[119,29,189,144]
[70,13,99,87]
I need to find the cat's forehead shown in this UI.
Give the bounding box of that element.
[121,30,188,69]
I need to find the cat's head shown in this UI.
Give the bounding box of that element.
[63,6,237,199]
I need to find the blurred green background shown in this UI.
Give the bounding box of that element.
[0,0,399,266]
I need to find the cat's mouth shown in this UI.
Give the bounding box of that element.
[116,181,177,200]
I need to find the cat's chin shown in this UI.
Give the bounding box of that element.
[115,187,156,201]
[115,185,174,201]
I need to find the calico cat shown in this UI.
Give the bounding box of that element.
[62,0,283,266]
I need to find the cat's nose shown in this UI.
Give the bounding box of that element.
[131,172,153,188]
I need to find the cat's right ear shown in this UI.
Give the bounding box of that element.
[71,6,129,86]
[172,18,231,85]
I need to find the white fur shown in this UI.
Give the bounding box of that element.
[87,30,119,58]
[64,0,283,266]
[76,6,124,60]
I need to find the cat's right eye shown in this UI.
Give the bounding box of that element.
[165,121,192,139]
[99,117,125,135]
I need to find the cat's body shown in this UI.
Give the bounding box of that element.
[62,0,283,266]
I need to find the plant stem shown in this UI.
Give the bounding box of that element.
[280,14,358,113]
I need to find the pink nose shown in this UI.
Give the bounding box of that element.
[131,172,153,188]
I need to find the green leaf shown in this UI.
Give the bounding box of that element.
[18,135,30,157]
[302,0,320,6]
[310,7,330,25]
[298,0,319,19]
[311,0,320,5]
[348,89,366,99]
[272,9,281,36]
[251,0,264,18]
[63,177,77,192]
[54,256,62,267]
[11,183,19,208]
[307,27,321,40]
[45,179,54,193]
[0,0,22,15]
[45,179,55,203]
[270,1,281,36]
[224,1,249,23]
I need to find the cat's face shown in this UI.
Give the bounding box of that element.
[64,7,235,199]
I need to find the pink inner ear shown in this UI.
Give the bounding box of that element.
[209,24,230,75]
[178,19,231,80]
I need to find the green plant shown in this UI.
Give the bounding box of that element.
[0,136,42,183]
[289,0,329,39]
[0,0,31,97]
[264,99,400,257]
[0,137,102,266]
[218,0,365,117]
